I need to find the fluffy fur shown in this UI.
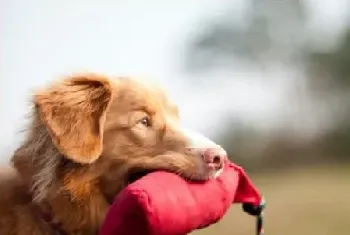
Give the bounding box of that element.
[0,74,222,235]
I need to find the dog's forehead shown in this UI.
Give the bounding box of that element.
[111,77,175,109]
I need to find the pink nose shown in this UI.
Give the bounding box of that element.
[201,148,227,170]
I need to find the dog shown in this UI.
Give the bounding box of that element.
[0,73,227,235]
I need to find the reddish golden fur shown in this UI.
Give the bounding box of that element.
[0,74,213,235]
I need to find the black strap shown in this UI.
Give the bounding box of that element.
[242,198,266,235]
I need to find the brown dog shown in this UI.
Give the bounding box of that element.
[0,74,226,235]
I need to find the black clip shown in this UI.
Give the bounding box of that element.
[242,198,266,235]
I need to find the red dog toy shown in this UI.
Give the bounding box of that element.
[99,161,265,235]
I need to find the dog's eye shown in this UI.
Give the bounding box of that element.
[138,116,151,127]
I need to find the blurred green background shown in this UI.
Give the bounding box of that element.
[187,1,350,234]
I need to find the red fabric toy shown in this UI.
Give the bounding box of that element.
[99,161,263,235]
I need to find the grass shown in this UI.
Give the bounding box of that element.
[191,164,350,235]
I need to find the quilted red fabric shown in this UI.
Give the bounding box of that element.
[99,161,262,235]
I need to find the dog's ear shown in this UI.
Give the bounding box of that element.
[34,74,113,164]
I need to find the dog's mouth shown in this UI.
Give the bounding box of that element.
[125,168,213,186]
[126,169,154,185]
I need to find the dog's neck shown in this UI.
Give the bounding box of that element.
[13,121,61,202]
[12,120,109,235]
[13,122,67,233]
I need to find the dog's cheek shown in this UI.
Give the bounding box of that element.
[103,130,133,156]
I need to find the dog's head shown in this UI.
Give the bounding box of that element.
[12,74,227,203]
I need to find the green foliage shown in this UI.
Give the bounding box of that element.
[184,0,307,73]
[320,121,350,159]
[184,0,350,167]
[307,29,350,88]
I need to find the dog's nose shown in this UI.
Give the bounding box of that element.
[181,128,227,172]
[201,147,227,170]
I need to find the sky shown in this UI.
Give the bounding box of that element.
[0,0,348,162]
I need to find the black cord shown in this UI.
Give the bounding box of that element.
[242,198,266,235]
